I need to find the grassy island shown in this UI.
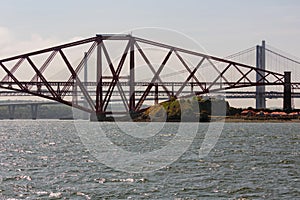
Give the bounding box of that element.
[134,97,229,122]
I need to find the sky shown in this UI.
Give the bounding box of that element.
[0,0,299,57]
[0,0,300,108]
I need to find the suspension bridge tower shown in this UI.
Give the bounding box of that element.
[256,40,266,109]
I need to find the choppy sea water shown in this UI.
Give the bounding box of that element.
[0,120,299,199]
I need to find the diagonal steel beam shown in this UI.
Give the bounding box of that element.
[271,73,285,83]
[207,63,232,91]
[0,35,290,116]
[0,84,93,113]
[28,51,58,90]
[231,68,254,87]
[232,64,252,83]
[27,57,59,99]
[174,50,206,92]
[60,41,97,98]
[274,76,285,84]
[257,71,270,84]
[1,58,24,82]
[59,50,95,111]
[101,41,130,112]
[0,62,28,91]
[207,59,231,84]
[135,49,173,111]
[135,36,284,78]
[175,57,205,97]
[134,42,171,98]
[1,37,98,63]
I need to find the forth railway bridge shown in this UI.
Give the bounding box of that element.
[0,34,299,120]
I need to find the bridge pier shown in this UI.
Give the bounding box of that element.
[256,41,266,109]
[8,105,15,120]
[72,80,78,105]
[90,112,107,121]
[283,71,292,112]
[31,104,39,120]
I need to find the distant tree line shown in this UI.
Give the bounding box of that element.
[0,105,74,119]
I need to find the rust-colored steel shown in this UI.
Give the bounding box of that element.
[0,34,290,116]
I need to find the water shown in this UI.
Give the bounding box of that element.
[0,121,299,199]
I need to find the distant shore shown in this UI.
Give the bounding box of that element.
[93,115,300,123]
[224,116,300,123]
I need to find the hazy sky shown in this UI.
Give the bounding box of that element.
[0,0,300,58]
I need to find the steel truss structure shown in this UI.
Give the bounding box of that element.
[0,34,292,117]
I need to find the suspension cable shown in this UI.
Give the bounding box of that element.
[265,48,300,65]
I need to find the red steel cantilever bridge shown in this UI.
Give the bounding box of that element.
[0,34,294,120]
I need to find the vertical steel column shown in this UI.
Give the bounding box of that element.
[256,45,261,109]
[261,41,266,108]
[96,37,103,115]
[83,52,88,108]
[256,40,266,109]
[129,37,135,112]
[283,71,292,112]
[155,83,159,104]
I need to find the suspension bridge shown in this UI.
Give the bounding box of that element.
[0,34,299,120]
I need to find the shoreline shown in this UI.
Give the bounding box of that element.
[224,118,300,123]
[90,115,300,123]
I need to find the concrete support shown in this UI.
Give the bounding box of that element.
[72,80,78,105]
[8,105,15,120]
[256,40,266,109]
[37,83,42,94]
[283,71,292,112]
[90,112,107,121]
[31,104,38,120]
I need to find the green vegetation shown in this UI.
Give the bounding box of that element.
[227,106,243,116]
[142,97,229,122]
